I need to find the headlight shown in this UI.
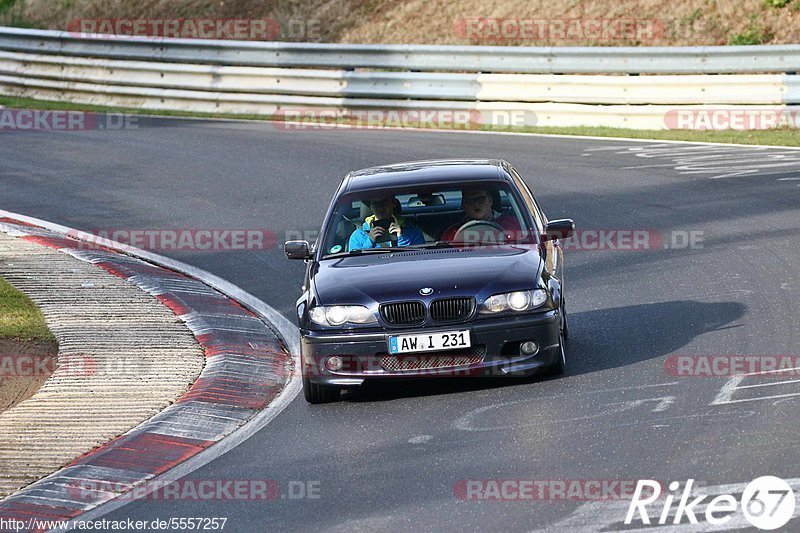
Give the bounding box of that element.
[309,305,377,326]
[508,291,531,311]
[480,290,547,315]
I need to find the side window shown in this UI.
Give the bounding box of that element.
[337,201,364,253]
[510,167,544,233]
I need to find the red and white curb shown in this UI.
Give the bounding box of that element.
[0,212,300,531]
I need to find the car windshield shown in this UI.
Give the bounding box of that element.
[318,181,536,258]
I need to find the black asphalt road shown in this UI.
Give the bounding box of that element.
[2,118,799,531]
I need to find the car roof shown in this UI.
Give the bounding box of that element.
[342,159,511,194]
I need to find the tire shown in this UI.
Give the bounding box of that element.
[561,299,569,341]
[303,376,340,404]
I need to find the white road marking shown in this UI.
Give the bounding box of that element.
[772,397,800,406]
[711,376,745,405]
[736,377,800,389]
[586,143,800,179]
[564,412,755,439]
[712,366,800,405]
[604,396,676,413]
[712,390,800,405]
[621,163,688,169]
[743,365,800,376]
[68,111,800,151]
[651,396,675,412]
[455,395,676,432]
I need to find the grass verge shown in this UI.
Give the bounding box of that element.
[0,275,55,342]
[1,95,799,147]
[0,274,57,411]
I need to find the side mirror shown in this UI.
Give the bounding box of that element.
[284,240,311,260]
[543,219,575,241]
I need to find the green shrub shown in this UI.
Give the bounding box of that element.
[729,16,774,45]
[0,0,16,15]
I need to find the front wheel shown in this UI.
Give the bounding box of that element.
[303,376,340,404]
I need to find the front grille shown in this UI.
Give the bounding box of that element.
[380,345,486,372]
[380,301,426,326]
[430,297,475,322]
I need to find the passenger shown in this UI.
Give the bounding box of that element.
[348,195,425,250]
[441,186,521,242]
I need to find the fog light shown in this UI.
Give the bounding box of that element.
[520,341,538,355]
[325,356,344,371]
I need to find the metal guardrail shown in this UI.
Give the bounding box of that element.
[0,26,798,130]
[2,26,800,74]
[0,50,793,105]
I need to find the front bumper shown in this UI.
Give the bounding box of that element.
[301,310,561,386]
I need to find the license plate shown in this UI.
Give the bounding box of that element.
[388,330,471,354]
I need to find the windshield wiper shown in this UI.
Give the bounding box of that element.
[444,239,537,247]
[323,242,451,258]
[323,248,400,258]
[402,241,454,250]
[323,239,536,259]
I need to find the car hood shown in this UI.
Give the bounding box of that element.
[312,246,543,305]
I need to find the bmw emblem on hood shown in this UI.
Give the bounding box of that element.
[419,287,434,295]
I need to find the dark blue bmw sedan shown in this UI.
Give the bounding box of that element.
[285,159,574,403]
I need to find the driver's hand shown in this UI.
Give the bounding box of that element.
[388,222,402,238]
[369,225,385,242]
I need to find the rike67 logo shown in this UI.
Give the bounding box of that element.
[626,477,796,530]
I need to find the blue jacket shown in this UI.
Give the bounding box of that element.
[348,215,425,251]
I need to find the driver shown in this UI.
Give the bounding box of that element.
[441,186,520,242]
[348,194,425,250]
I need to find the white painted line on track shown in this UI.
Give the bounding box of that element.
[0,210,301,527]
[454,382,680,432]
[742,365,800,377]
[711,376,745,405]
[60,110,800,151]
[736,378,800,389]
[712,366,800,405]
[585,142,800,180]
[713,391,800,405]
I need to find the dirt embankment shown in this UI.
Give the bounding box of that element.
[2,0,800,46]
[0,338,57,411]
